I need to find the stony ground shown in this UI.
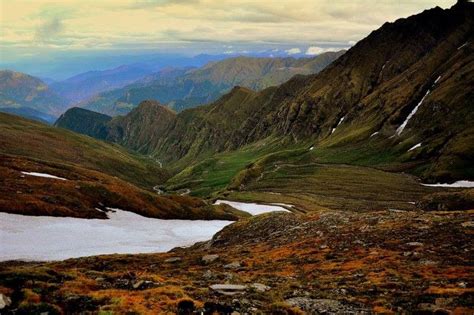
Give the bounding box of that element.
[0,208,473,314]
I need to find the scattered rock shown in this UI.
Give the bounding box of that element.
[131,280,157,290]
[406,242,424,247]
[285,297,366,314]
[251,283,270,292]
[129,280,143,290]
[0,294,11,310]
[202,254,219,264]
[224,261,241,269]
[203,270,214,279]
[210,284,247,296]
[165,257,182,263]
[461,221,474,228]
[419,259,438,265]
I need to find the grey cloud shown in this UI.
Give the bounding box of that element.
[35,17,64,43]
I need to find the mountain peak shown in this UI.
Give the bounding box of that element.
[135,99,177,115]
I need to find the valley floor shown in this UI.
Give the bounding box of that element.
[1,208,472,314]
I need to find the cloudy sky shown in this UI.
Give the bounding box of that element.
[1,0,456,61]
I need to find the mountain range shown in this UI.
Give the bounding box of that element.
[0,70,65,123]
[78,51,345,116]
[1,52,343,123]
[57,2,474,190]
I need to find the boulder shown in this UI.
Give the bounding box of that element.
[406,242,424,247]
[202,254,219,264]
[224,261,241,269]
[210,284,247,296]
[0,294,11,310]
[251,283,270,292]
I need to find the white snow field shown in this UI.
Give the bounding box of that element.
[214,200,291,216]
[0,209,232,261]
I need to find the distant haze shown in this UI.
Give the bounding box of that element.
[0,0,456,78]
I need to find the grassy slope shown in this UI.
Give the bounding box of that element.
[0,112,166,190]
[164,135,468,213]
[0,113,248,220]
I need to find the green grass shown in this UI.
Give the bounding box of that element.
[164,134,443,212]
[0,113,168,190]
[227,161,436,212]
[165,143,271,196]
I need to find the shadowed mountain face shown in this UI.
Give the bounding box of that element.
[58,2,474,183]
[79,51,345,116]
[55,107,113,139]
[0,70,66,122]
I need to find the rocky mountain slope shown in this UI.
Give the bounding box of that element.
[61,2,473,187]
[79,52,345,116]
[0,70,67,122]
[1,208,472,313]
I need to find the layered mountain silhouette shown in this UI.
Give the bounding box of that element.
[57,2,474,183]
[78,52,345,115]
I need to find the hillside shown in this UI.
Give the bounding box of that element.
[55,107,112,140]
[0,70,66,122]
[1,207,472,313]
[57,2,474,208]
[0,113,244,220]
[80,52,345,116]
[129,3,474,181]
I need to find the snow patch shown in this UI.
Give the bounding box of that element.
[434,76,441,84]
[370,131,379,138]
[331,116,345,134]
[457,41,469,50]
[214,200,291,216]
[421,180,474,188]
[309,146,314,151]
[408,142,422,152]
[0,209,232,261]
[396,90,430,136]
[21,171,67,181]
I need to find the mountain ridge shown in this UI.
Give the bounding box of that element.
[79,52,345,116]
[0,70,67,121]
[57,2,474,185]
